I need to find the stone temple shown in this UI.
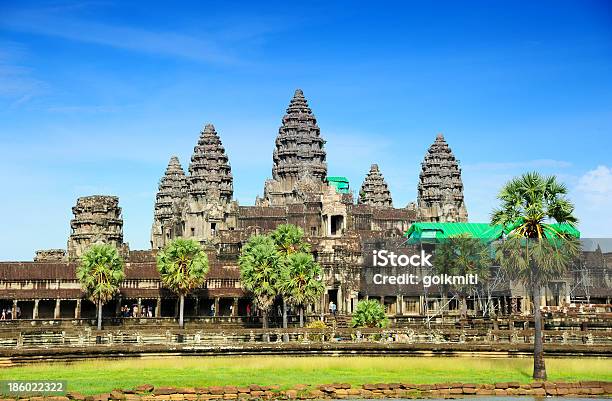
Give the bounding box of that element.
[0,89,609,322]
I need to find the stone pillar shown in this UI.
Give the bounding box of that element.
[33,299,39,319]
[194,297,200,316]
[419,295,425,315]
[137,298,142,316]
[232,298,238,316]
[54,299,61,319]
[12,300,18,319]
[155,297,162,318]
[214,298,220,317]
[398,295,404,315]
[75,299,81,319]
[116,297,122,317]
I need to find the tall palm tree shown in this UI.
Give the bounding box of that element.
[77,244,125,330]
[279,252,325,327]
[156,238,209,329]
[434,234,492,318]
[492,172,580,380]
[271,224,311,328]
[238,235,282,329]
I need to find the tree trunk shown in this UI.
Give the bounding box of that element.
[282,298,288,329]
[97,299,102,331]
[532,283,547,380]
[299,306,304,328]
[179,294,185,329]
[262,309,268,329]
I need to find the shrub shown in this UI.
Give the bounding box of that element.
[351,299,388,328]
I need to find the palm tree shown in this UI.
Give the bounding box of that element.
[492,172,580,380]
[238,235,282,329]
[279,252,325,327]
[434,235,492,318]
[156,238,209,329]
[270,224,311,328]
[77,244,125,330]
[351,299,388,328]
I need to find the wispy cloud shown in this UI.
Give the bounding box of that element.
[1,4,291,65]
[0,42,48,106]
[463,159,572,171]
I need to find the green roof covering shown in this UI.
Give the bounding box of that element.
[404,222,503,242]
[404,222,579,242]
[327,176,350,194]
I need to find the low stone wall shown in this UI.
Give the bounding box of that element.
[3,381,611,401]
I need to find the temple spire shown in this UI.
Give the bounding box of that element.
[359,164,393,207]
[188,123,233,204]
[271,89,327,182]
[151,156,188,249]
[417,134,468,222]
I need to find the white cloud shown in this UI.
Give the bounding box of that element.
[573,165,612,237]
[577,165,612,204]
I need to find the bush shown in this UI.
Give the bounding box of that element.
[306,320,327,329]
[351,300,388,328]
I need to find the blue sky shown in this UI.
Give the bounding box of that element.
[1,1,611,260]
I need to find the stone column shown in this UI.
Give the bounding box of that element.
[214,298,220,317]
[54,299,61,319]
[194,297,200,316]
[137,298,142,316]
[75,299,81,319]
[419,295,425,315]
[12,300,18,319]
[155,297,162,318]
[33,299,39,319]
[232,298,238,316]
[116,297,122,316]
[398,295,404,315]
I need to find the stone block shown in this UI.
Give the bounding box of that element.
[495,382,509,389]
[134,385,154,393]
[494,389,507,396]
[462,387,477,394]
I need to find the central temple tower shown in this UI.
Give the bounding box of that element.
[258,89,328,206]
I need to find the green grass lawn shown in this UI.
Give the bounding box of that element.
[1,356,610,395]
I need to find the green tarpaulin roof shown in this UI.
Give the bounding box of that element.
[404,222,579,241]
[404,223,503,241]
[327,176,350,194]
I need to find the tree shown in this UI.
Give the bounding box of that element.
[77,244,125,330]
[434,234,492,318]
[351,299,388,328]
[238,235,282,329]
[270,224,312,328]
[492,172,580,380]
[279,252,325,327]
[156,238,209,329]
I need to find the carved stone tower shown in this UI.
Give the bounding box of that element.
[184,124,237,242]
[67,195,126,260]
[417,134,468,222]
[358,164,393,207]
[151,156,188,249]
[259,89,328,206]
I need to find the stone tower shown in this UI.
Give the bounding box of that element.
[417,134,468,222]
[151,156,188,249]
[358,164,393,207]
[67,195,126,260]
[259,89,328,206]
[184,124,237,242]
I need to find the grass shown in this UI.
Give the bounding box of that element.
[0,356,610,395]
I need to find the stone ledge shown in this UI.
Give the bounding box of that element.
[3,381,610,401]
